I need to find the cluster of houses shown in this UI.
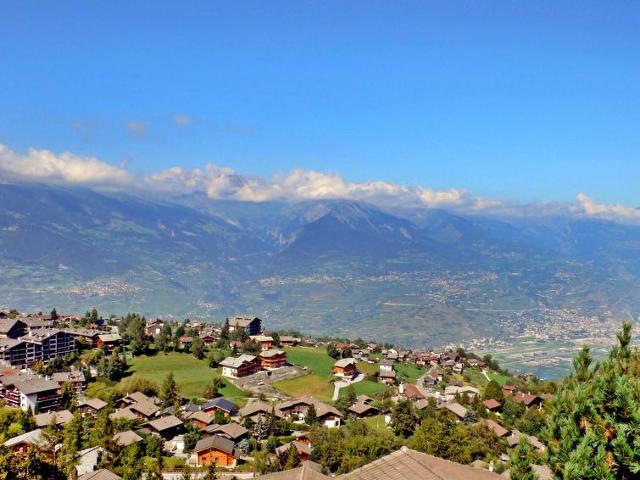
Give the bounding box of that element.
[0,310,551,479]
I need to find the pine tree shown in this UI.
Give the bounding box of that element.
[546,321,640,479]
[284,444,301,470]
[305,403,319,426]
[509,437,538,480]
[160,372,180,408]
[203,463,218,480]
[390,399,417,438]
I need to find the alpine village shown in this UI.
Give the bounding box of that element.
[0,308,635,480]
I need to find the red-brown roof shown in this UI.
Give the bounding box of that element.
[483,399,502,410]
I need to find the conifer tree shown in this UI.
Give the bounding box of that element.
[509,437,538,480]
[546,322,640,479]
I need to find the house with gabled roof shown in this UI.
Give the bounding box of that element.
[220,354,261,378]
[193,434,241,467]
[202,397,238,417]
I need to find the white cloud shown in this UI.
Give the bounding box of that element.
[173,114,193,127]
[0,144,133,185]
[125,120,148,138]
[575,193,640,222]
[3,143,640,223]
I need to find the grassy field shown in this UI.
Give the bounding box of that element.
[356,361,378,376]
[284,346,335,376]
[395,362,424,383]
[128,352,247,403]
[464,367,489,386]
[339,379,386,398]
[360,415,389,432]
[274,346,336,401]
[486,371,511,386]
[274,374,335,401]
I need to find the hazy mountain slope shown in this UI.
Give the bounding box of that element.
[2,182,640,346]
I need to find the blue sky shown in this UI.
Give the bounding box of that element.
[1,1,639,205]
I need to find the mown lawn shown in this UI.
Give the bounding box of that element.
[284,346,335,377]
[128,352,247,402]
[274,374,335,401]
[274,346,337,400]
[395,362,425,383]
[339,379,386,398]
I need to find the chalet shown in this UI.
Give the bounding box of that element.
[347,401,380,418]
[276,398,342,428]
[145,414,184,440]
[128,400,160,419]
[64,328,101,347]
[3,428,47,453]
[24,317,54,331]
[445,385,479,401]
[482,419,509,438]
[193,434,240,467]
[34,409,73,427]
[109,408,139,422]
[97,334,122,351]
[179,336,194,349]
[145,319,165,337]
[78,397,108,415]
[52,370,86,392]
[437,402,471,422]
[379,369,397,385]
[0,319,27,339]
[279,336,301,347]
[228,316,262,336]
[483,398,502,412]
[453,362,464,374]
[113,430,143,447]
[276,440,311,464]
[260,349,287,369]
[186,411,216,429]
[239,400,281,422]
[205,422,249,442]
[0,375,61,412]
[401,383,425,400]
[333,358,358,379]
[201,334,217,345]
[220,354,261,378]
[202,397,238,417]
[513,392,544,410]
[78,469,122,480]
[250,335,274,350]
[502,384,516,396]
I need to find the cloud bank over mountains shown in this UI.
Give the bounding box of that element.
[0,143,637,223]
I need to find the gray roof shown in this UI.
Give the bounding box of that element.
[113,430,143,447]
[146,414,183,432]
[219,354,257,368]
[202,397,237,413]
[341,446,502,480]
[194,434,237,455]
[14,378,60,395]
[334,358,357,368]
[3,428,46,448]
[78,469,122,480]
[257,462,327,480]
[34,410,74,427]
[208,422,248,439]
[79,397,108,411]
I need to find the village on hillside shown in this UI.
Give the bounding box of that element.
[0,308,557,479]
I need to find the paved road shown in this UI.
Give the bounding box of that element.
[333,373,366,400]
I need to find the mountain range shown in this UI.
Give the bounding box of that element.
[2,181,640,347]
